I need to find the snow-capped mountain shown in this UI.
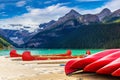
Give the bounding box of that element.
[0,24,40,45]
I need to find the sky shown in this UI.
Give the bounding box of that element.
[0,0,120,25]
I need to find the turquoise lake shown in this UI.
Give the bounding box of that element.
[0,49,104,56]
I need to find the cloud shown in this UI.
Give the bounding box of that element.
[0,12,8,16]
[0,3,72,24]
[0,0,120,26]
[103,0,120,11]
[78,0,120,14]
[44,0,58,4]
[44,1,53,4]
[16,1,26,7]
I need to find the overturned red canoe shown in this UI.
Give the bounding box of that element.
[112,68,120,76]
[84,51,120,72]
[65,59,80,75]
[65,49,120,75]
[10,49,72,57]
[22,51,79,61]
[10,49,22,57]
[22,51,51,61]
[96,58,120,75]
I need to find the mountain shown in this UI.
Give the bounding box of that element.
[0,29,32,45]
[38,9,81,31]
[97,8,111,21]
[0,24,39,45]
[0,35,12,49]
[103,9,120,23]
[110,9,120,18]
[37,9,99,33]
[41,9,81,31]
[38,8,118,28]
[0,8,120,48]
[58,9,81,22]
[23,9,82,48]
[23,8,120,49]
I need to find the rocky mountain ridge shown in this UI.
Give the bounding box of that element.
[40,8,120,29]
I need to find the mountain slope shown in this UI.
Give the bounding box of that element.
[0,35,12,49]
[39,20,56,29]
[23,23,120,49]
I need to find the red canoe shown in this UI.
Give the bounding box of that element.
[65,49,120,75]
[22,51,79,61]
[10,49,72,57]
[10,49,22,57]
[84,51,120,72]
[65,59,80,75]
[96,58,120,75]
[112,68,120,77]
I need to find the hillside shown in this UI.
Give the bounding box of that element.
[23,23,120,49]
[0,35,12,49]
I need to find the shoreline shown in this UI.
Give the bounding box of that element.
[0,56,77,80]
[0,56,120,80]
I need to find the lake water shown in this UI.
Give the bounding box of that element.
[0,49,103,56]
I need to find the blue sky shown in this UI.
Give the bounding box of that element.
[0,0,119,24]
[0,0,110,19]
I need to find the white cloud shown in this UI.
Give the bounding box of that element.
[16,1,26,7]
[0,12,8,16]
[44,0,58,4]
[78,0,120,14]
[103,0,120,11]
[44,1,52,4]
[0,12,5,15]
[0,0,120,26]
[0,3,72,25]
